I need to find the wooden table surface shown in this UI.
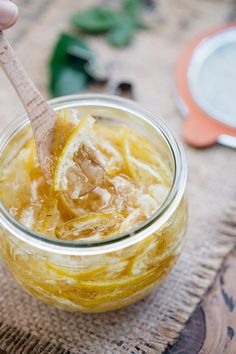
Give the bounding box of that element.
[166,249,236,353]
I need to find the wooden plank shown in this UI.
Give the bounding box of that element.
[166,249,236,354]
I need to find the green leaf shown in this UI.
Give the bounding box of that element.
[50,33,91,69]
[107,21,136,47]
[122,0,147,29]
[71,6,120,33]
[51,66,90,97]
[122,0,142,19]
[49,33,94,97]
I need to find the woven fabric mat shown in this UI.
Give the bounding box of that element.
[0,1,236,353]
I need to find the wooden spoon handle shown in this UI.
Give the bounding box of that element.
[0,31,56,179]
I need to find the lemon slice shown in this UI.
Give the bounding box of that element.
[53,109,77,160]
[46,260,128,283]
[148,184,169,206]
[121,128,172,186]
[122,135,164,184]
[59,183,114,218]
[55,212,116,240]
[58,192,87,218]
[78,266,162,293]
[53,115,105,198]
[94,123,126,146]
[95,137,124,176]
[46,263,107,281]
[38,199,60,236]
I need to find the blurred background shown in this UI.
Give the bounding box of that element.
[1,0,235,134]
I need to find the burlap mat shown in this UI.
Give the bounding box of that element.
[0,1,236,353]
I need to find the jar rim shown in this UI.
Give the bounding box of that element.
[0,94,187,255]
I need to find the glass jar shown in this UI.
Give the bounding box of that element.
[0,94,187,313]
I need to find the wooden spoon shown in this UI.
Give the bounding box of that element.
[0,31,105,193]
[0,30,57,180]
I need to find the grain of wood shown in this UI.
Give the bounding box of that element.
[199,251,236,354]
[168,250,236,354]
